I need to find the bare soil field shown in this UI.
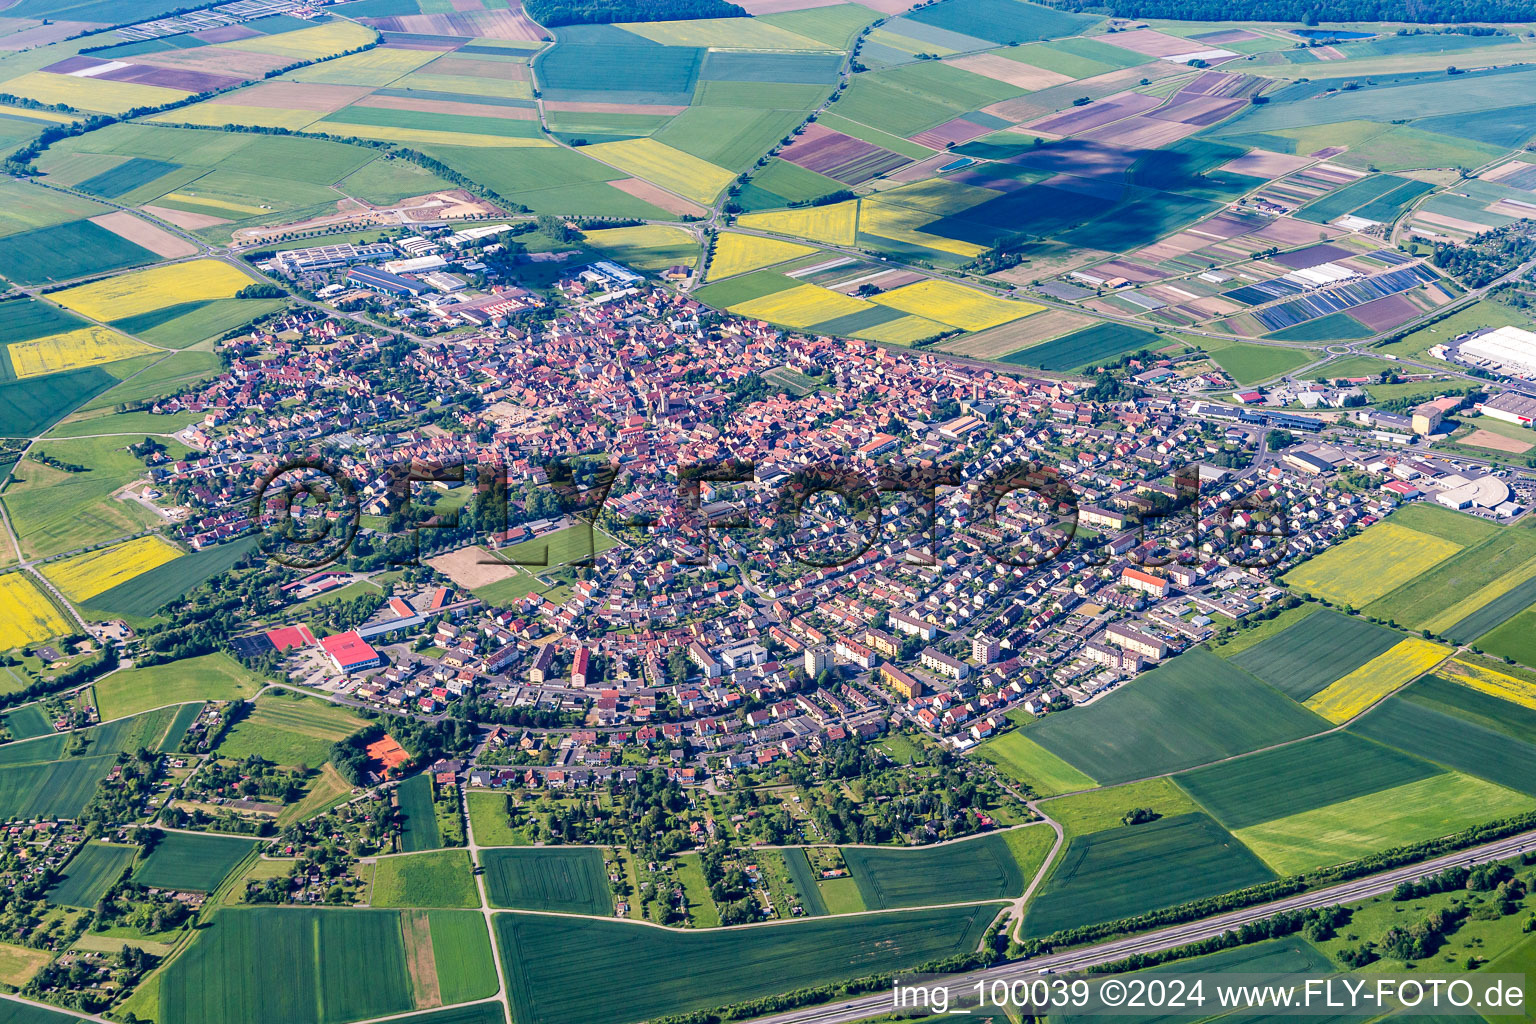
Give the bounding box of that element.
[949,53,1072,90]
[142,204,230,230]
[608,178,707,217]
[428,546,522,590]
[89,211,197,258]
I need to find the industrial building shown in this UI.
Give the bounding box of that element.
[1478,391,1536,427]
[1458,325,1536,378]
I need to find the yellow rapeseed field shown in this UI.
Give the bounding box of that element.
[1282,522,1462,608]
[585,139,735,205]
[43,536,184,604]
[1305,638,1450,723]
[869,179,1002,215]
[737,200,858,246]
[873,280,1040,332]
[707,232,817,281]
[8,327,156,379]
[1445,658,1536,711]
[0,72,186,115]
[220,19,375,59]
[858,314,950,345]
[0,572,71,650]
[51,260,255,322]
[731,283,874,329]
[857,199,987,258]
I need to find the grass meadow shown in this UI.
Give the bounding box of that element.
[371,849,478,909]
[481,846,610,915]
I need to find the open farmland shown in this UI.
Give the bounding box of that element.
[495,904,999,1024]
[975,728,1096,796]
[1350,675,1536,798]
[1364,524,1536,632]
[50,260,256,323]
[215,691,364,768]
[1040,779,1201,839]
[584,139,735,205]
[1229,607,1400,701]
[842,832,1025,909]
[1282,521,1463,607]
[397,773,442,853]
[46,842,137,908]
[1233,772,1533,876]
[371,849,478,909]
[1302,638,1449,724]
[134,831,257,893]
[1022,813,1275,937]
[0,572,70,650]
[158,908,417,1024]
[1026,648,1326,785]
[43,536,185,604]
[1442,658,1536,711]
[0,753,117,820]
[707,232,818,281]
[1174,732,1442,832]
[481,847,611,915]
[93,652,265,721]
[871,280,1040,331]
[83,534,261,620]
[7,327,157,379]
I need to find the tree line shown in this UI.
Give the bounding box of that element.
[525,0,746,27]
[1051,0,1536,23]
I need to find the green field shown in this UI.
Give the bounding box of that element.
[134,830,258,893]
[481,846,610,915]
[842,832,1023,910]
[371,849,478,909]
[1204,340,1319,385]
[1229,607,1400,701]
[159,908,416,1024]
[1040,778,1201,839]
[0,218,158,285]
[0,298,90,345]
[94,652,265,721]
[1002,323,1160,371]
[1233,771,1533,875]
[46,841,137,908]
[974,729,1096,796]
[1026,648,1326,785]
[74,348,224,415]
[465,790,523,846]
[2,434,190,559]
[779,847,828,916]
[1282,519,1464,609]
[3,704,52,741]
[1021,812,1275,937]
[495,904,1000,1024]
[83,535,262,619]
[0,753,117,820]
[159,701,204,753]
[1350,674,1536,797]
[0,367,129,438]
[1364,525,1536,632]
[215,690,363,768]
[1173,731,1441,831]
[397,773,442,853]
[116,298,289,350]
[425,910,499,1005]
[1478,604,1536,667]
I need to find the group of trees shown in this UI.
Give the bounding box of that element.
[1429,221,1536,288]
[524,0,745,26]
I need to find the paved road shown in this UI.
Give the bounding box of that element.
[746,827,1536,1024]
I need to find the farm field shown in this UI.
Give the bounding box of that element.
[7,327,157,379]
[707,232,818,281]
[842,832,1024,910]
[0,571,70,650]
[46,842,137,909]
[495,904,1000,1024]
[1229,607,1400,702]
[1281,520,1463,607]
[1302,638,1449,723]
[0,752,118,821]
[1364,523,1536,632]
[82,534,262,621]
[1025,648,1326,785]
[1172,731,1441,832]
[371,849,478,909]
[1232,771,1533,876]
[481,846,611,915]
[50,260,257,323]
[1441,657,1536,711]
[397,773,442,853]
[1040,778,1201,839]
[1350,674,1536,797]
[134,831,258,893]
[974,728,1096,796]
[1022,813,1275,937]
[43,535,185,604]
[93,652,265,721]
[214,691,364,768]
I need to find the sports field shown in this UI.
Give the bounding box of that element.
[397,773,442,853]
[135,831,258,893]
[481,847,611,915]
[1229,607,1400,702]
[93,652,265,721]
[0,571,70,650]
[1026,648,1326,785]
[46,841,137,908]
[1022,813,1275,937]
[42,535,185,604]
[1351,675,1536,797]
[1282,520,1463,607]
[495,904,1000,1024]
[215,691,363,767]
[371,849,478,909]
[1173,731,1441,832]
[842,832,1024,910]
[1233,772,1533,875]
[50,260,256,322]
[1303,638,1449,723]
[974,728,1096,796]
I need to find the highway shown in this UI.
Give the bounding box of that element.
[747,827,1536,1024]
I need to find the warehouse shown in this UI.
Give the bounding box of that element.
[1458,325,1536,378]
[1477,390,1536,427]
[346,266,424,297]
